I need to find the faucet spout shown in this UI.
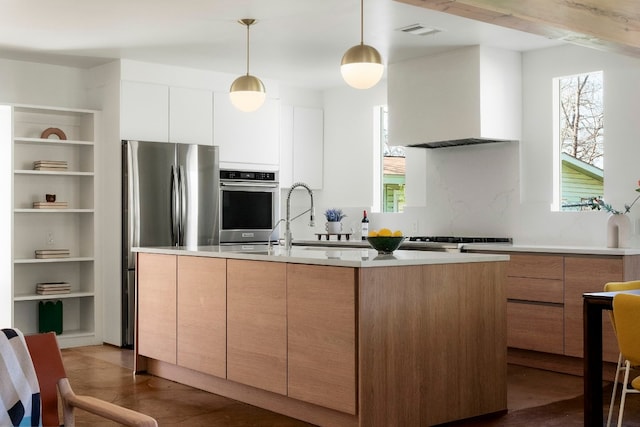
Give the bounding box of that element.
[285,182,314,250]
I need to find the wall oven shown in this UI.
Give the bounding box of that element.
[219,169,279,244]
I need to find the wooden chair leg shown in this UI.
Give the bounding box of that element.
[607,352,623,427]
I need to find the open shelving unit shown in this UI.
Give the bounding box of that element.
[10,104,101,348]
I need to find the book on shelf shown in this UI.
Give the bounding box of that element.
[34,166,69,171]
[35,249,70,259]
[36,281,71,295]
[33,160,68,171]
[33,160,68,166]
[35,249,69,254]
[33,201,68,209]
[37,289,71,295]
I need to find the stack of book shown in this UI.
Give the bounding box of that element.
[35,249,70,259]
[36,282,71,295]
[33,201,68,209]
[33,160,68,171]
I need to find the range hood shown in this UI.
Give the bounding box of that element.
[388,45,521,148]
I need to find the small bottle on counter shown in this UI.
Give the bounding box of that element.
[361,210,369,240]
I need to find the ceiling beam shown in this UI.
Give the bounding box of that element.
[394,0,640,58]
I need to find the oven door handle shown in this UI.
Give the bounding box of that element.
[220,182,279,189]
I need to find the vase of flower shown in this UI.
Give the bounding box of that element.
[324,208,346,235]
[590,183,640,248]
[607,213,631,248]
[325,221,343,234]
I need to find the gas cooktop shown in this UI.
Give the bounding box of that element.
[408,236,513,244]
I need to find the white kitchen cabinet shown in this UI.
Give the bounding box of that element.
[279,105,323,189]
[213,95,279,167]
[169,87,213,145]
[121,81,169,142]
[9,104,101,348]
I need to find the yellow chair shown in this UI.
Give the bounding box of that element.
[605,281,640,427]
[611,293,640,427]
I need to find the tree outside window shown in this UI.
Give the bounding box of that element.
[556,71,604,211]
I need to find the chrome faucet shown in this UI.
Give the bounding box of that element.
[284,182,315,250]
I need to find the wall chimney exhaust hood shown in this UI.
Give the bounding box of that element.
[388,45,521,148]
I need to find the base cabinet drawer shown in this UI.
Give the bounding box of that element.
[507,301,564,354]
[507,277,563,304]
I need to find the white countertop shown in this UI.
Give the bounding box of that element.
[133,245,509,268]
[463,243,640,256]
[294,239,640,256]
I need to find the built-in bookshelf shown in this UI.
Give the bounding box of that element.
[10,104,100,348]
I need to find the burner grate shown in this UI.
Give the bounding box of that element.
[408,236,512,244]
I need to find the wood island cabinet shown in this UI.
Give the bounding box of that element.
[287,264,357,415]
[177,256,226,378]
[137,253,177,364]
[137,253,227,376]
[136,250,507,427]
[227,259,287,395]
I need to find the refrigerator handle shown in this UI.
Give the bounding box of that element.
[178,166,186,246]
[127,142,140,270]
[170,165,179,246]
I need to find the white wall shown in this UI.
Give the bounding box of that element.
[87,61,122,345]
[0,105,12,327]
[0,58,89,108]
[381,44,640,246]
[518,44,640,246]
[419,142,520,237]
[286,82,427,240]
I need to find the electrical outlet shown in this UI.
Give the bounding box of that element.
[46,231,54,246]
[411,220,419,234]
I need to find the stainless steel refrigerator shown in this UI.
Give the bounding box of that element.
[121,140,219,347]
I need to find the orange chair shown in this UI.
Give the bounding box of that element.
[604,281,640,427]
[3,329,158,427]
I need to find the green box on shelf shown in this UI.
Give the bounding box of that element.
[38,300,63,335]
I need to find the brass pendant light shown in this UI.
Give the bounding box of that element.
[229,19,266,112]
[341,0,384,89]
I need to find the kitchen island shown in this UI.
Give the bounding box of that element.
[133,246,509,427]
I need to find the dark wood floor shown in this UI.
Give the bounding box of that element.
[60,345,595,426]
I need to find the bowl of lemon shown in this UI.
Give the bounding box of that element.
[366,228,405,254]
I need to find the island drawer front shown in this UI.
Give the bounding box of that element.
[507,254,564,280]
[507,301,564,354]
[507,277,564,304]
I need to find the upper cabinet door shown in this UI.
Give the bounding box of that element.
[293,107,323,189]
[213,95,280,167]
[169,87,214,145]
[121,81,169,142]
[280,106,323,189]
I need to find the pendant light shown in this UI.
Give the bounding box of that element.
[230,19,266,112]
[341,0,384,89]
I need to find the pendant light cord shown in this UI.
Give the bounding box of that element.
[360,0,364,46]
[246,22,250,76]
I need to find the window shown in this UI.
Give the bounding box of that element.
[553,71,604,212]
[375,106,405,213]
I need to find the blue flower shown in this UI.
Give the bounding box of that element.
[324,208,346,222]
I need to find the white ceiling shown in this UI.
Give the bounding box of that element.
[0,0,564,89]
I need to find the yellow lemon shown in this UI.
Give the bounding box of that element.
[378,228,392,237]
[368,230,378,237]
[393,230,403,237]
